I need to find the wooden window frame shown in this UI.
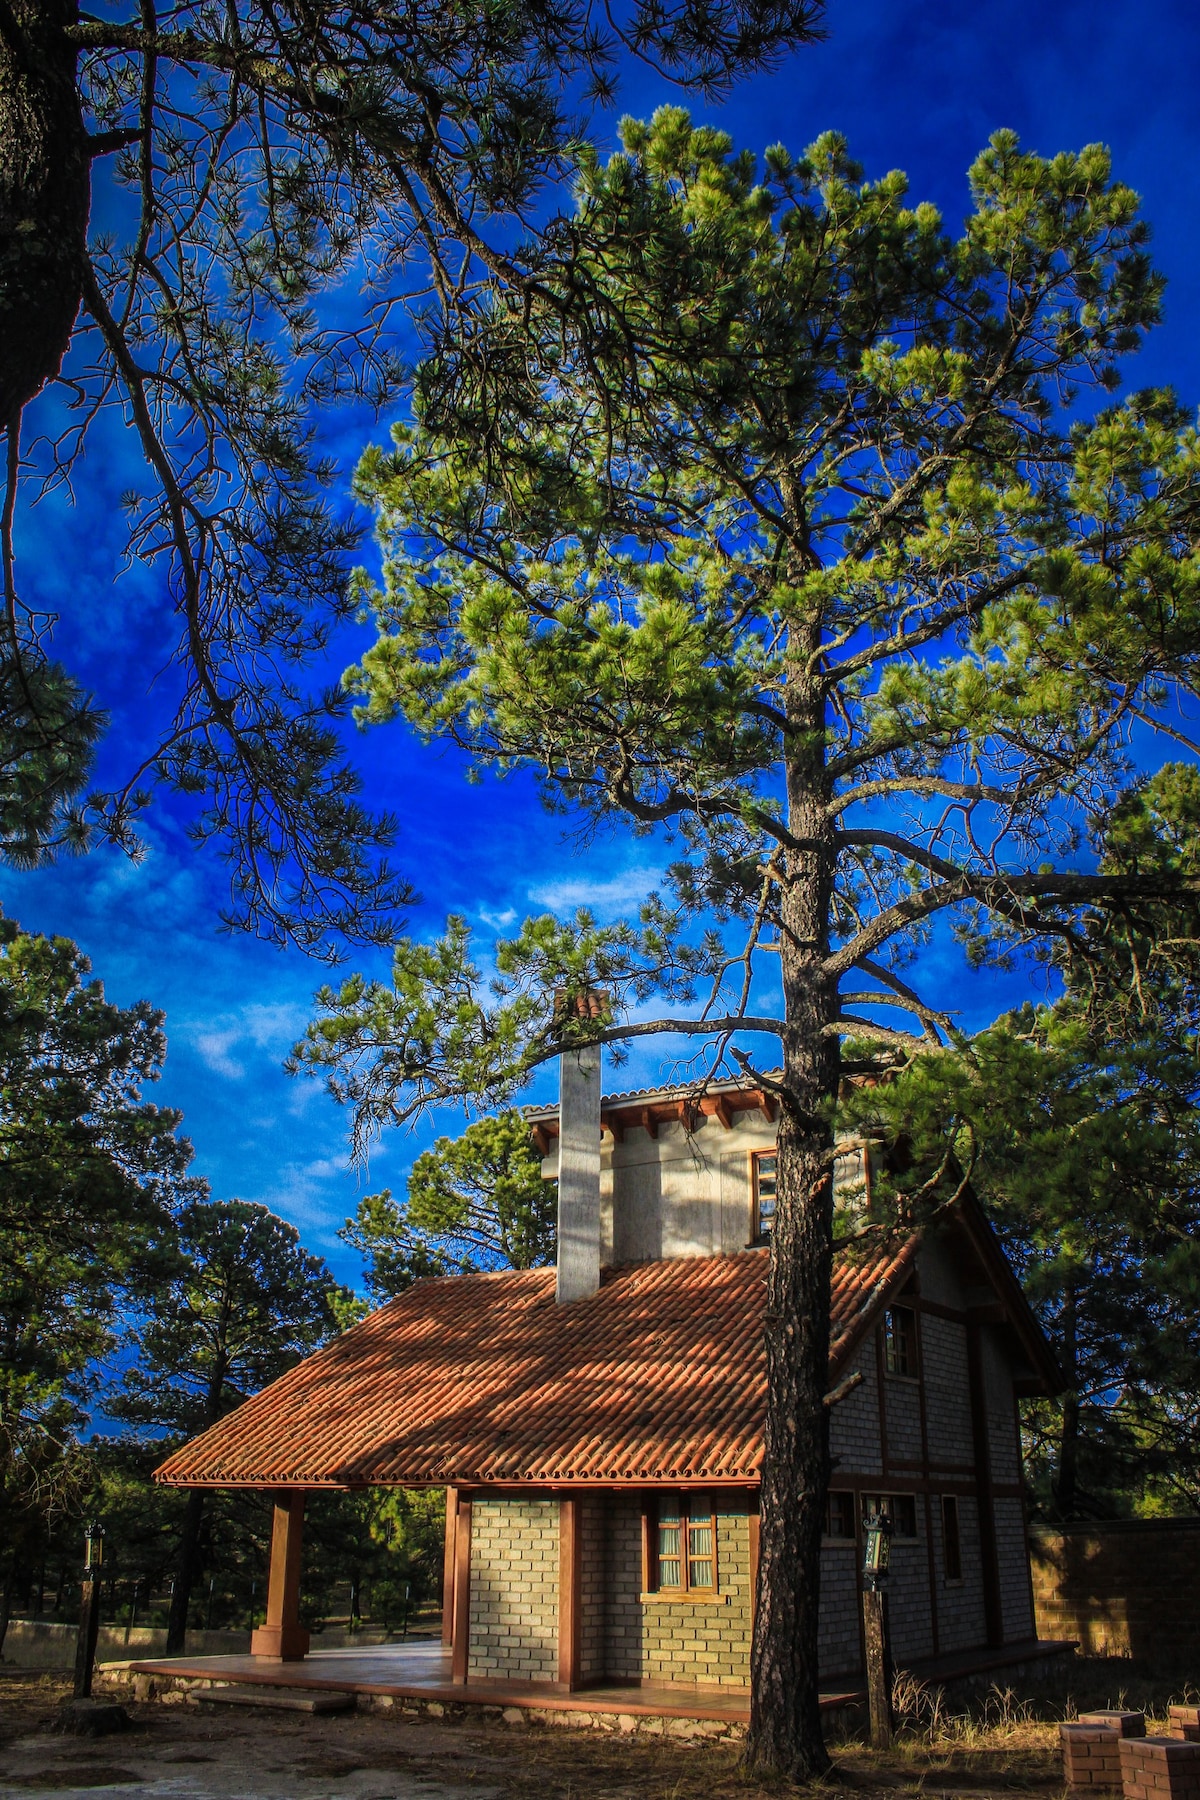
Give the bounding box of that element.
[861,1492,918,1541]
[643,1493,719,1597]
[941,1493,963,1583]
[883,1304,918,1380]
[823,1490,856,1544]
[750,1148,777,1244]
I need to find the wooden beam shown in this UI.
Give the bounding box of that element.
[600,1111,624,1144]
[757,1091,777,1123]
[250,1491,309,1661]
[531,1124,550,1158]
[441,1486,457,1647]
[640,1107,658,1140]
[713,1094,734,1130]
[450,1494,472,1683]
[557,1498,583,1690]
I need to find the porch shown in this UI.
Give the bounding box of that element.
[115,1634,1075,1726]
[117,1637,771,1726]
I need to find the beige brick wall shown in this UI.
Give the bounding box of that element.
[467,1497,559,1680]
[638,1508,754,1687]
[578,1497,607,1682]
[1031,1520,1200,1664]
[603,1498,754,1687]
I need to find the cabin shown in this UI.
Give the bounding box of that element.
[155,1050,1060,1698]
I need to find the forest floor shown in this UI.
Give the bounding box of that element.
[0,1663,1196,1800]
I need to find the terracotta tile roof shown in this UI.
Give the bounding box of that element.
[155,1238,918,1491]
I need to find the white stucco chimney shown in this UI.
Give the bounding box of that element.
[555,1043,602,1303]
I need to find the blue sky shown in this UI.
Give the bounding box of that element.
[6,0,1200,1286]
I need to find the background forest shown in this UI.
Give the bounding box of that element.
[2,905,1197,1651]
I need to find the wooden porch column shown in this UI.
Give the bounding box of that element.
[441,1487,457,1647]
[450,1493,472,1683]
[250,1491,310,1661]
[557,1498,582,1690]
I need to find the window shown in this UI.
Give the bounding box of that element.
[752,1150,777,1239]
[824,1491,855,1540]
[941,1495,962,1582]
[653,1495,717,1593]
[883,1304,916,1377]
[861,1492,918,1539]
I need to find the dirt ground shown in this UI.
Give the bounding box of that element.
[0,1665,1192,1800]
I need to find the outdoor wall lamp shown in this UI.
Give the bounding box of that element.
[861,1512,893,1591]
[84,1521,105,1571]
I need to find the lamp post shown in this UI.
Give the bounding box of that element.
[73,1523,105,1699]
[861,1512,894,1750]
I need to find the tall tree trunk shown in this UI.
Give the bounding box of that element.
[1054,1280,1080,1518]
[165,1487,204,1653]
[0,0,90,422]
[744,672,838,1779]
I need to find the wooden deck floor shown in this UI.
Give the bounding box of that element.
[118,1635,1073,1725]
[120,1639,796,1720]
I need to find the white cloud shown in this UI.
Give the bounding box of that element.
[181,998,311,1082]
[527,867,662,918]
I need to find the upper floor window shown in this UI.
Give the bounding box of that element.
[654,1494,717,1593]
[883,1304,917,1378]
[752,1150,777,1240]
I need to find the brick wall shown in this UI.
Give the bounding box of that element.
[819,1545,861,1676]
[578,1497,607,1682]
[604,1495,644,1680]
[995,1495,1035,1641]
[830,1355,883,1477]
[637,1508,754,1687]
[1031,1520,1200,1665]
[921,1312,975,1466]
[467,1496,559,1680]
[932,1492,989,1654]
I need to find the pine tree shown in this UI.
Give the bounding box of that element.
[342,1110,556,1300]
[0,916,190,1650]
[0,1,820,939]
[112,1197,340,1651]
[293,115,1200,1774]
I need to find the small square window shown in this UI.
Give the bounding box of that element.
[825,1491,855,1540]
[752,1151,777,1239]
[862,1492,917,1539]
[653,1495,717,1593]
[884,1305,916,1378]
[942,1494,963,1582]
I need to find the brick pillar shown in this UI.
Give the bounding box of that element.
[1060,1722,1123,1791]
[250,1491,309,1661]
[1120,1736,1200,1800]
